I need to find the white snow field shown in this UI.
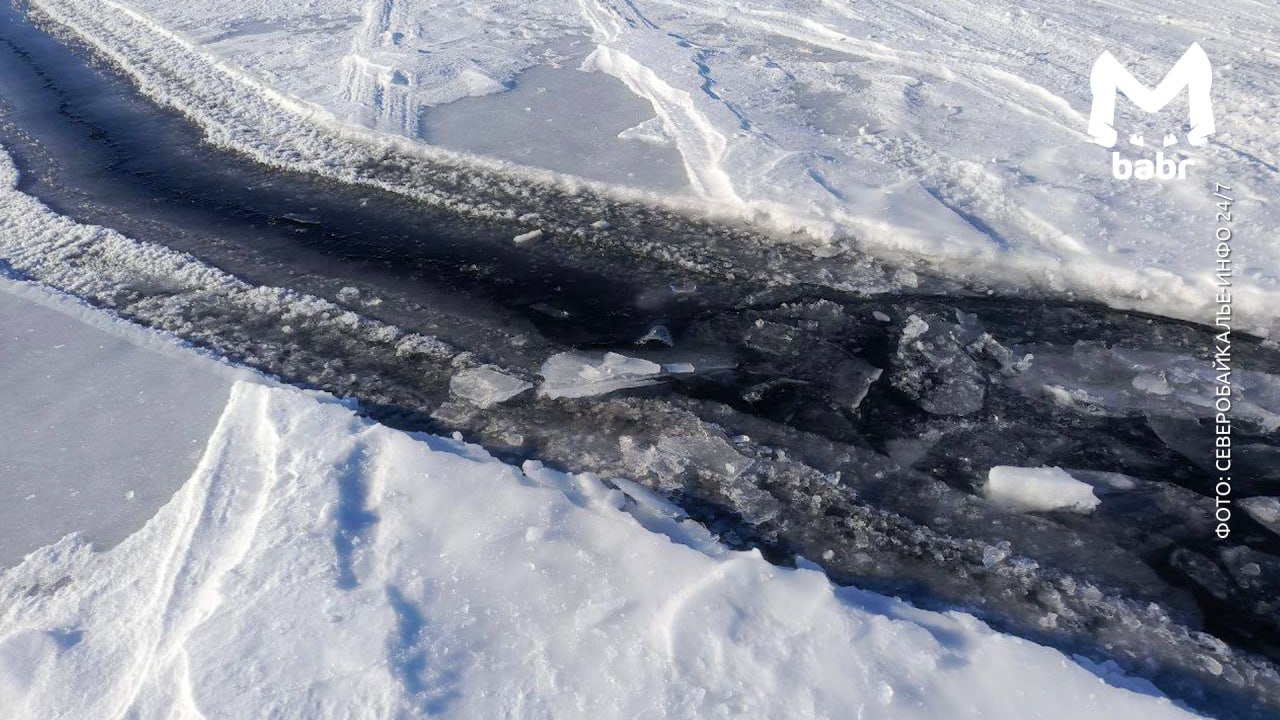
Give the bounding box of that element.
[0,299,1205,719]
[25,0,1280,334]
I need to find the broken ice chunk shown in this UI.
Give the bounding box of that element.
[513,228,543,244]
[983,465,1101,514]
[636,324,674,347]
[890,314,986,416]
[662,362,695,374]
[449,365,533,409]
[1131,371,1173,395]
[1241,497,1280,536]
[539,351,664,399]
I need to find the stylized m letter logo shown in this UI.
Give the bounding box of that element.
[1088,42,1214,148]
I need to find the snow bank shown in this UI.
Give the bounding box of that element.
[0,379,1202,719]
[984,465,1102,514]
[26,0,1280,333]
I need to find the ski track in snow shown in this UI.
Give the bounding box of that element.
[20,0,1280,334]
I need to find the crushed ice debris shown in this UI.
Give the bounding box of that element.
[982,541,1012,568]
[512,228,543,244]
[891,314,986,416]
[636,324,674,347]
[1132,371,1174,395]
[983,466,1101,514]
[901,314,930,340]
[449,365,533,409]
[620,434,753,481]
[539,351,664,399]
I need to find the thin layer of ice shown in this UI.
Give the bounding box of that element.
[449,364,533,409]
[539,350,663,399]
[1241,497,1280,537]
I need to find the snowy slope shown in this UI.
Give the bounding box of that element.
[26,0,1280,333]
[0,373,1206,719]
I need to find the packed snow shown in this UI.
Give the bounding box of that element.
[26,0,1280,333]
[984,465,1102,514]
[0,347,1203,719]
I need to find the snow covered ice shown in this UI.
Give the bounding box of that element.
[25,0,1280,332]
[0,278,247,568]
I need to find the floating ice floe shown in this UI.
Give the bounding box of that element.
[449,364,533,409]
[984,465,1101,514]
[539,351,664,399]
